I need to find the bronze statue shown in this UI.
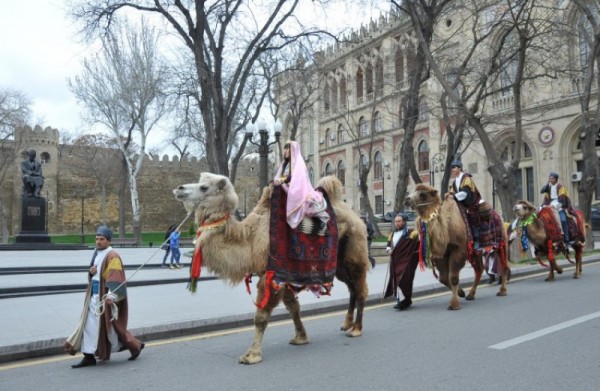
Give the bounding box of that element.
[21,149,44,197]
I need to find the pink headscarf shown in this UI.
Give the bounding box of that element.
[274,141,326,229]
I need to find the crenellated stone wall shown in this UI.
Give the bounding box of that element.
[1,126,261,236]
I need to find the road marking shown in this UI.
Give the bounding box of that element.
[489,310,600,350]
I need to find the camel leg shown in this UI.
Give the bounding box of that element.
[573,245,583,279]
[281,287,309,345]
[337,263,367,337]
[546,257,562,281]
[466,251,483,301]
[239,281,282,365]
[497,267,509,296]
[443,256,462,310]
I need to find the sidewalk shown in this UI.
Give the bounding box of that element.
[0,246,598,363]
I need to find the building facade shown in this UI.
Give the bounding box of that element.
[275,3,599,218]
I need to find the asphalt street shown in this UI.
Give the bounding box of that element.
[0,243,598,366]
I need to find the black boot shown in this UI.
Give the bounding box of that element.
[71,353,96,368]
[398,298,412,311]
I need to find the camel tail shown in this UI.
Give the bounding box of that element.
[317,175,343,204]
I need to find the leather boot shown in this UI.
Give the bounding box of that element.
[71,353,96,368]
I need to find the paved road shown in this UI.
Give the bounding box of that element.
[0,245,598,364]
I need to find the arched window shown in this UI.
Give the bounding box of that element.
[359,117,368,137]
[359,154,368,176]
[323,82,330,112]
[339,75,347,107]
[40,152,51,164]
[395,46,404,87]
[500,140,534,202]
[417,140,429,171]
[331,78,338,111]
[366,63,374,95]
[406,42,415,75]
[337,124,345,144]
[374,151,383,179]
[375,57,384,94]
[374,111,382,133]
[356,68,364,102]
[325,162,334,176]
[337,160,346,185]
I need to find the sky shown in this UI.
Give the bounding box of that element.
[0,1,89,134]
[0,1,385,153]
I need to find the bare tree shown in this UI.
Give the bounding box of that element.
[568,0,600,245]
[389,0,453,214]
[402,0,558,217]
[0,87,31,243]
[70,0,341,178]
[68,21,170,242]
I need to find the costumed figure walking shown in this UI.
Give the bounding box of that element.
[64,226,145,368]
[384,213,420,311]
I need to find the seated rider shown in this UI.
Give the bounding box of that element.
[540,172,574,245]
[273,141,329,230]
[448,159,482,249]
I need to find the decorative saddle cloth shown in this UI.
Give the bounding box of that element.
[267,185,338,288]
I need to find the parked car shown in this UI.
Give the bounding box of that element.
[591,205,600,231]
[374,211,416,222]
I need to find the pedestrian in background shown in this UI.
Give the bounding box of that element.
[169,227,182,269]
[384,213,420,311]
[161,224,176,267]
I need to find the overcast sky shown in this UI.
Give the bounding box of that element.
[0,1,385,152]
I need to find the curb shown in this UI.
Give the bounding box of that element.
[1,255,598,364]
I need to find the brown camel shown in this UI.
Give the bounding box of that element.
[173,173,369,364]
[512,200,585,281]
[405,184,509,310]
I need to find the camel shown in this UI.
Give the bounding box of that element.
[405,184,510,310]
[512,200,585,281]
[173,172,369,364]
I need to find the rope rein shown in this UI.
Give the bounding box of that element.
[95,206,199,320]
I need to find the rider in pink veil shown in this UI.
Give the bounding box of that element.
[273,141,329,229]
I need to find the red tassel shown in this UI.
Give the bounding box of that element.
[547,239,554,263]
[257,271,275,309]
[244,273,252,294]
[498,240,507,269]
[188,231,203,293]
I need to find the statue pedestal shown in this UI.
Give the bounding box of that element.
[15,196,50,244]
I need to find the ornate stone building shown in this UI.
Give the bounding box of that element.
[275,4,599,218]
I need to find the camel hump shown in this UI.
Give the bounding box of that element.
[316,175,343,204]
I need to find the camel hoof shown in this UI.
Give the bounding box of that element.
[346,328,362,338]
[496,290,507,297]
[339,321,353,332]
[238,351,263,365]
[544,277,554,282]
[289,336,309,345]
[465,294,475,301]
[573,273,580,279]
[458,288,466,298]
[447,304,461,310]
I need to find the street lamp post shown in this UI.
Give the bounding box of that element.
[381,163,391,215]
[245,119,282,189]
[79,188,85,244]
[429,152,446,189]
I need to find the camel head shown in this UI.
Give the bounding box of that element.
[513,200,535,218]
[173,172,239,216]
[405,183,441,214]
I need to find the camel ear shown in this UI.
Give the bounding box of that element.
[217,178,228,191]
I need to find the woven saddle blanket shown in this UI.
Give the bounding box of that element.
[268,185,338,287]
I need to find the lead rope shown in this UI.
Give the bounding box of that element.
[95,209,197,320]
